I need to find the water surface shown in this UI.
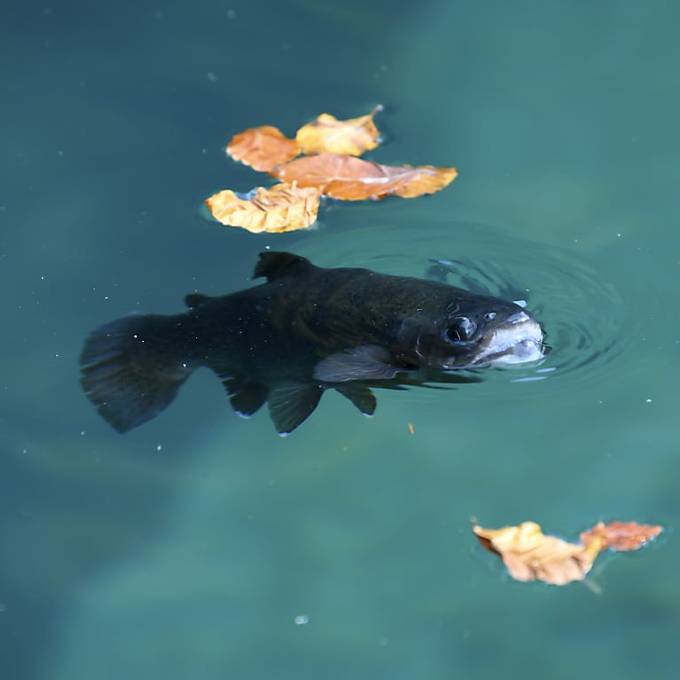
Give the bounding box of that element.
[2,1,680,678]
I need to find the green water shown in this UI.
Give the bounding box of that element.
[2,1,679,678]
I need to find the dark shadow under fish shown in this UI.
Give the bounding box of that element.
[80,252,545,435]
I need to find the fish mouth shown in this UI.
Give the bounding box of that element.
[445,311,545,369]
[475,311,544,367]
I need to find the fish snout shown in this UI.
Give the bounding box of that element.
[507,311,531,325]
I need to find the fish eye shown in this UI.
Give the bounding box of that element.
[447,316,477,342]
[484,312,497,321]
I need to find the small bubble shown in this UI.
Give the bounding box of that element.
[616,233,622,238]
[156,444,163,452]
[294,615,309,625]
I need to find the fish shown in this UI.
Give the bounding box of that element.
[80,251,545,436]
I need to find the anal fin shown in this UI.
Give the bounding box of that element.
[222,376,268,418]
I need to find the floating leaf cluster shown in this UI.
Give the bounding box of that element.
[206,107,457,233]
[473,520,662,586]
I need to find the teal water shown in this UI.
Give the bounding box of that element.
[2,1,680,678]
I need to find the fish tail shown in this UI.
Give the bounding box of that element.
[80,314,195,433]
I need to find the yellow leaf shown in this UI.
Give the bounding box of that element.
[227,126,301,172]
[473,522,604,586]
[295,106,382,156]
[273,152,458,201]
[205,183,321,233]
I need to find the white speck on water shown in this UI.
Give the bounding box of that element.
[294,615,309,625]
[181,362,187,368]
[227,9,236,19]
[80,431,85,436]
[207,71,217,82]
[57,150,64,157]
[40,275,45,281]
[645,398,653,404]
[616,233,622,238]
[22,449,28,455]
[104,296,109,300]
[156,444,163,452]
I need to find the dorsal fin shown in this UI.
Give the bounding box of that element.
[253,251,313,282]
[184,293,213,309]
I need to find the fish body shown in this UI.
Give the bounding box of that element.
[81,252,544,435]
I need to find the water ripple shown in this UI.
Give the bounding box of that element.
[296,219,632,398]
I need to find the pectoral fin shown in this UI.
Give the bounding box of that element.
[314,345,399,383]
[268,382,322,435]
[334,383,377,416]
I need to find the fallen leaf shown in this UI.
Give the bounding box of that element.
[227,126,300,172]
[580,521,662,552]
[205,182,321,233]
[273,152,458,201]
[295,106,382,156]
[473,522,604,586]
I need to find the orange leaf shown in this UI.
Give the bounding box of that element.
[473,522,604,586]
[273,153,458,201]
[205,182,321,233]
[295,107,382,156]
[227,126,300,172]
[580,521,662,552]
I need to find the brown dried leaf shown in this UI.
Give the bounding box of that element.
[580,521,662,552]
[473,522,604,586]
[226,126,301,172]
[295,107,382,156]
[205,182,321,233]
[273,153,458,201]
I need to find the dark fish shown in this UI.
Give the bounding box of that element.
[80,251,545,435]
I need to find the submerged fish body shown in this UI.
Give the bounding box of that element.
[80,252,545,435]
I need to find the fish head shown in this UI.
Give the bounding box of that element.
[404,294,545,370]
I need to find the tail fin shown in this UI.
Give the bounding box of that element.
[80,314,194,433]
